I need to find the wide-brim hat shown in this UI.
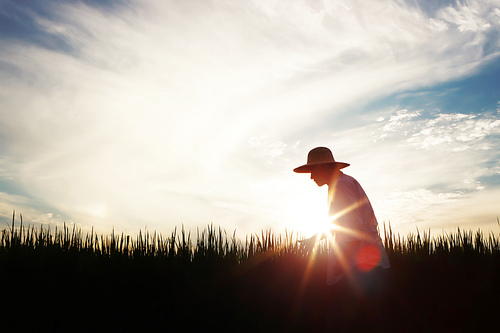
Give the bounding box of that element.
[293,147,349,173]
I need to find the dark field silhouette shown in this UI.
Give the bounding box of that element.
[1,214,499,332]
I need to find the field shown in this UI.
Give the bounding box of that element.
[1,212,499,332]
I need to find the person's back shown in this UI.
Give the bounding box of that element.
[327,171,390,284]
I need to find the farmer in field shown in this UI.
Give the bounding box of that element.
[294,147,390,327]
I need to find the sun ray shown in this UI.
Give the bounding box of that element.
[294,196,384,310]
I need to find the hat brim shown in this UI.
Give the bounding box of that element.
[293,161,350,173]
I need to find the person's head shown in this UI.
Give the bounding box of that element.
[293,147,349,187]
[308,164,339,187]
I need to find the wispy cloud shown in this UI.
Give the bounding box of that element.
[339,106,500,231]
[407,113,500,150]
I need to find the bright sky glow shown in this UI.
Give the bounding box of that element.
[0,0,499,238]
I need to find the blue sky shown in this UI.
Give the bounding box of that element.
[0,0,499,237]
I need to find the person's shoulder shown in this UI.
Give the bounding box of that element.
[338,173,362,189]
[338,172,357,183]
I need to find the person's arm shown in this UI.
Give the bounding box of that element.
[298,231,329,250]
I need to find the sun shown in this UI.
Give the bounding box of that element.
[286,194,335,238]
[305,216,335,238]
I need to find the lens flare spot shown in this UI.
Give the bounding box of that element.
[356,244,381,272]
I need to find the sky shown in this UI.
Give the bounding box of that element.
[0,0,499,238]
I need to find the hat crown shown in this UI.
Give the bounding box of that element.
[307,147,335,164]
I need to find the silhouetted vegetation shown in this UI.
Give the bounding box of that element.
[1,212,499,332]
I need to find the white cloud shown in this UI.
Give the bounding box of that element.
[439,0,495,33]
[247,135,287,159]
[0,190,69,228]
[406,113,500,150]
[322,106,500,234]
[382,109,422,133]
[377,188,462,225]
[374,109,500,151]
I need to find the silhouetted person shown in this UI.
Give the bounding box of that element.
[294,147,390,329]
